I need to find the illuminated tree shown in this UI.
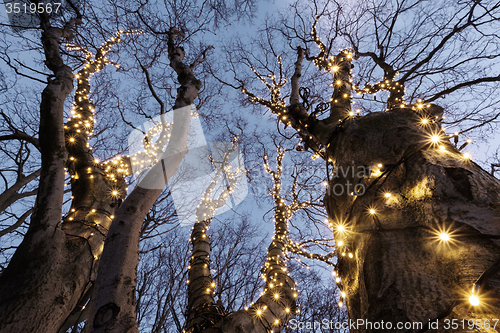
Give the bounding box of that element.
[231,0,500,331]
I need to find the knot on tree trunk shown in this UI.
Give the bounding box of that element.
[94,302,120,328]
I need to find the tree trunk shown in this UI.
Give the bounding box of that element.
[0,22,127,333]
[0,22,79,332]
[86,27,202,333]
[324,106,500,332]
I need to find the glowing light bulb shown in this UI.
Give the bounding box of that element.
[384,193,391,198]
[430,135,440,144]
[469,295,480,306]
[369,209,376,215]
[439,233,450,241]
[337,225,345,232]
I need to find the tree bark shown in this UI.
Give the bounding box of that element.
[86,27,203,333]
[0,24,128,333]
[323,106,500,332]
[0,20,80,333]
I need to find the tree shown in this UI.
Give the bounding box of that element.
[229,0,500,331]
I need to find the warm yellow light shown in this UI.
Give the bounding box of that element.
[112,190,118,196]
[341,292,346,297]
[332,65,339,72]
[336,277,341,283]
[463,153,470,159]
[338,301,343,307]
[430,135,440,144]
[274,293,279,299]
[384,193,391,198]
[369,209,376,215]
[285,307,290,313]
[439,145,445,151]
[439,233,450,241]
[256,309,262,316]
[338,241,344,246]
[337,225,345,232]
[469,295,480,306]
[421,118,429,125]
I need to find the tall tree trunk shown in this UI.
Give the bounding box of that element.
[324,106,500,332]
[86,27,203,333]
[189,146,297,333]
[0,19,80,333]
[0,23,127,333]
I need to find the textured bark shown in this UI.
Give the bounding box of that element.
[86,28,202,333]
[0,24,129,333]
[323,107,500,332]
[0,19,79,333]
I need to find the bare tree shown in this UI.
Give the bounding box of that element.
[228,0,500,331]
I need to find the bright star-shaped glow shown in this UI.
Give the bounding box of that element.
[439,233,450,241]
[469,295,480,306]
